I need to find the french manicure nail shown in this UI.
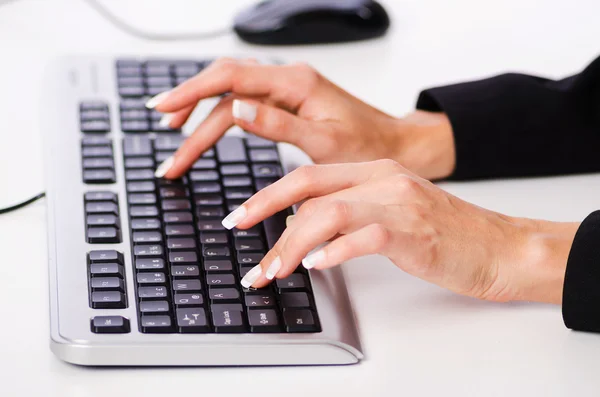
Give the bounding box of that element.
[241,264,262,288]
[302,250,325,270]
[232,99,257,123]
[158,113,175,128]
[145,90,171,109]
[265,256,282,280]
[285,215,295,227]
[154,156,175,178]
[221,205,247,230]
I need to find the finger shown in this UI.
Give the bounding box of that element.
[231,99,319,146]
[158,104,195,129]
[305,224,391,270]
[159,95,235,179]
[221,161,402,230]
[246,200,386,287]
[154,60,317,113]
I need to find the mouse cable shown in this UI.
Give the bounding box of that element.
[0,192,46,215]
[82,0,233,41]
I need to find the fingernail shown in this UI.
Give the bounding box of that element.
[221,205,247,230]
[145,90,171,109]
[158,113,175,128]
[232,99,257,123]
[265,256,282,280]
[154,156,175,178]
[302,250,325,270]
[241,264,262,288]
[285,215,295,227]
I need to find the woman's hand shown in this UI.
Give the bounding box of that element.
[148,58,456,180]
[225,160,578,304]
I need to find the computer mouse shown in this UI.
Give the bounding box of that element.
[233,0,390,45]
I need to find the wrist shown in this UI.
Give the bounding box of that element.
[509,218,579,304]
[393,110,456,180]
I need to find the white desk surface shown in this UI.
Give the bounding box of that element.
[2,0,600,395]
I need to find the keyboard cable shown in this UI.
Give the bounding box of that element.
[0,192,46,215]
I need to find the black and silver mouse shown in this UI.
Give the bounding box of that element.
[233,0,390,45]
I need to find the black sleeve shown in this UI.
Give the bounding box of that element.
[563,211,600,333]
[416,55,600,180]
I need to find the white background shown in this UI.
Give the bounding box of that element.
[1,0,600,396]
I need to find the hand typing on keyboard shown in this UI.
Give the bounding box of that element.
[223,160,577,305]
[147,57,455,181]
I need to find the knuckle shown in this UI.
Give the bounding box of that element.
[293,164,319,188]
[266,109,289,132]
[374,158,403,172]
[297,198,321,219]
[370,224,391,250]
[328,200,351,225]
[291,62,320,88]
[392,175,420,196]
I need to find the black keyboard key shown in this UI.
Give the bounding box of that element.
[196,206,225,218]
[120,98,146,110]
[141,315,172,333]
[125,157,154,169]
[232,227,262,238]
[173,280,202,292]
[263,211,287,248]
[171,265,200,278]
[137,272,166,284]
[204,260,233,273]
[80,110,109,121]
[252,164,282,178]
[147,76,172,86]
[235,238,264,252]
[136,258,165,270]
[211,306,245,333]
[91,291,126,309]
[125,170,155,181]
[155,151,173,163]
[120,108,148,121]
[200,232,229,245]
[82,136,112,146]
[133,231,163,243]
[85,191,117,202]
[225,188,253,200]
[191,158,217,170]
[87,214,119,227]
[87,227,120,243]
[90,263,124,277]
[197,219,225,231]
[138,286,169,299]
[140,300,170,314]
[83,170,116,184]
[91,316,130,333]
[128,193,157,205]
[134,244,163,257]
[177,308,210,332]
[174,293,204,307]
[130,205,159,218]
[280,292,311,308]
[276,274,308,292]
[194,195,223,206]
[154,135,185,151]
[159,186,188,198]
[123,135,153,157]
[86,201,119,215]
[249,149,279,163]
[90,277,124,291]
[82,146,112,157]
[255,178,278,191]
[167,238,196,250]
[222,176,252,188]
[119,85,146,97]
[131,218,161,230]
[246,136,276,148]
[161,199,191,211]
[157,176,188,186]
[216,137,247,163]
[220,164,250,175]
[163,211,194,224]
[82,158,114,169]
[165,224,195,236]
[121,120,150,132]
[127,181,156,192]
[208,288,240,303]
[203,246,230,258]
[81,101,109,111]
[192,182,221,194]
[283,309,318,332]
[189,170,219,182]
[206,273,236,286]
[237,253,264,266]
[248,309,280,333]
[245,294,276,308]
[169,251,198,264]
[81,120,111,133]
[89,250,123,263]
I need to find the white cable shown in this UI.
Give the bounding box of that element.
[83,0,233,41]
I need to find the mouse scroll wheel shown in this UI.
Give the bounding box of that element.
[358,7,373,19]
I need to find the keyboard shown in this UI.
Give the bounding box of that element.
[42,56,363,366]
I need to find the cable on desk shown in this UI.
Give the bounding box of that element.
[0,192,46,215]
[83,0,233,41]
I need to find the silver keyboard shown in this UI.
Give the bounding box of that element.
[42,56,363,366]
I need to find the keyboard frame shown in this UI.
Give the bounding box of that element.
[43,56,363,366]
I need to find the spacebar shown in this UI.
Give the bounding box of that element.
[263,211,288,249]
